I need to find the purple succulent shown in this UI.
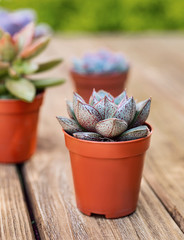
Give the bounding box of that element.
[0,8,51,38]
[57,89,151,142]
[0,8,35,36]
[35,24,52,38]
[72,50,129,75]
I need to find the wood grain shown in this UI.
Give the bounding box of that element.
[22,35,184,239]
[0,164,34,240]
[95,35,184,232]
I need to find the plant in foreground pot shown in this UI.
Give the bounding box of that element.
[0,22,65,163]
[70,50,129,101]
[57,89,152,218]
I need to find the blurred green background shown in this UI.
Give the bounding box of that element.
[1,0,184,32]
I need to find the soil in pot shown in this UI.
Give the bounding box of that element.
[0,92,44,163]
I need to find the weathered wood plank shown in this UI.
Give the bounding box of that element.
[99,35,184,232]
[0,165,34,240]
[23,150,183,240]
[22,35,184,239]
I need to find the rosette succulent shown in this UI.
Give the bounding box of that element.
[72,50,129,74]
[0,8,51,37]
[0,22,64,102]
[57,89,151,142]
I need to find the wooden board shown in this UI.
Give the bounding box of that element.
[22,35,184,239]
[0,164,34,240]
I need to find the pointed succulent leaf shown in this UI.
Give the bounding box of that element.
[73,92,86,116]
[20,36,50,59]
[13,22,34,51]
[97,90,114,101]
[118,125,150,141]
[36,59,62,73]
[113,97,136,124]
[56,117,82,134]
[95,118,128,138]
[93,89,102,100]
[89,90,99,105]
[66,100,75,119]
[31,78,65,89]
[75,101,102,131]
[93,97,105,118]
[89,95,99,106]
[12,61,38,75]
[73,132,102,141]
[5,78,36,102]
[114,90,128,105]
[131,98,151,127]
[94,96,117,119]
[0,33,17,61]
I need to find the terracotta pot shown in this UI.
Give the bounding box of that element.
[0,92,44,163]
[70,70,129,102]
[63,123,152,219]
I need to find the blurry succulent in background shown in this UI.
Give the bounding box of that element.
[0,22,64,102]
[72,50,129,75]
[57,89,151,142]
[0,8,52,37]
[34,23,53,39]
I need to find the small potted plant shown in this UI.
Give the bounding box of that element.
[57,89,152,219]
[70,50,129,101]
[0,22,65,163]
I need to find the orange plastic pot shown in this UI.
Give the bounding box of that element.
[63,123,152,219]
[0,92,44,163]
[70,70,129,102]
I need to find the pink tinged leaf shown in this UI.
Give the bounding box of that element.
[94,96,117,119]
[105,97,118,118]
[113,97,136,124]
[92,96,99,106]
[73,92,86,116]
[0,33,17,61]
[93,97,106,119]
[66,100,75,119]
[89,89,101,105]
[56,116,82,134]
[118,125,150,141]
[73,132,102,141]
[13,22,34,52]
[97,90,114,101]
[75,102,102,131]
[131,98,151,127]
[114,90,128,105]
[95,118,128,138]
[20,36,50,59]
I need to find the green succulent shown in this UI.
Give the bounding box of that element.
[0,22,65,102]
[57,89,151,142]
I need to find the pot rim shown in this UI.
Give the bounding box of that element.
[70,68,129,77]
[63,122,153,145]
[0,91,45,103]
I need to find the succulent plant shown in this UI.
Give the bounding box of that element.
[72,49,129,74]
[0,8,51,37]
[0,22,64,102]
[57,89,151,142]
